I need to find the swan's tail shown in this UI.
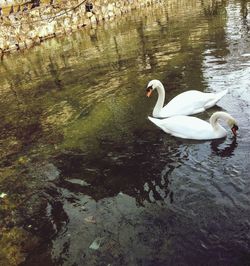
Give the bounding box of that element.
[205,88,228,109]
[148,116,165,130]
[148,116,170,134]
[148,116,159,125]
[215,88,228,102]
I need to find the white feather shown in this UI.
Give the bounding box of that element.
[147,80,228,118]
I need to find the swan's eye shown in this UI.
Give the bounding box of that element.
[146,86,153,97]
[231,124,238,136]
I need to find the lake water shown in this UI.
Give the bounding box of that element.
[0,0,250,265]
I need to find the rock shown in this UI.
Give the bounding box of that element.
[63,17,72,32]
[101,6,106,14]
[107,3,114,12]
[47,21,56,35]
[38,25,48,38]
[28,162,60,181]
[90,14,97,24]
[25,39,33,49]
[103,12,109,20]
[96,14,103,22]
[18,42,26,50]
[8,43,17,52]
[108,11,114,18]
[29,9,40,18]
[115,8,122,16]
[83,18,90,26]
[86,11,93,18]
[0,37,5,50]
[33,36,41,45]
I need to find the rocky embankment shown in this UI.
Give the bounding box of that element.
[0,0,160,57]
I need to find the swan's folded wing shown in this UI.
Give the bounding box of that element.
[158,116,215,140]
[160,91,213,117]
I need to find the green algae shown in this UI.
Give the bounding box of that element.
[0,227,30,266]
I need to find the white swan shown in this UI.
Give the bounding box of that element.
[146,80,228,118]
[148,111,238,140]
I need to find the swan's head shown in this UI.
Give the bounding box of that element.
[229,120,239,137]
[146,79,163,97]
[211,111,239,137]
[226,116,238,137]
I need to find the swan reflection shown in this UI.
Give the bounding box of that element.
[211,137,238,157]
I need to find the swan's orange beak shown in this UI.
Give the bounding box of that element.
[231,124,238,137]
[146,86,153,97]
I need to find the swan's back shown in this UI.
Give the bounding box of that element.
[160,90,218,117]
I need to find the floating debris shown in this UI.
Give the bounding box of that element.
[0,192,7,199]
[80,206,87,211]
[68,179,90,186]
[89,237,104,250]
[84,216,96,224]
[18,156,30,165]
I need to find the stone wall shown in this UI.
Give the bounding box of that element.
[0,0,160,57]
[0,0,20,6]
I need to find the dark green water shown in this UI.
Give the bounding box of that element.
[1,0,250,265]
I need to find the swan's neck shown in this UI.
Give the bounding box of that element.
[153,84,165,117]
[210,111,232,134]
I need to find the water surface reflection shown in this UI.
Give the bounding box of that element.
[0,0,250,265]
[211,137,238,157]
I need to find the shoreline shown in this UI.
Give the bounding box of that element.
[0,0,161,58]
